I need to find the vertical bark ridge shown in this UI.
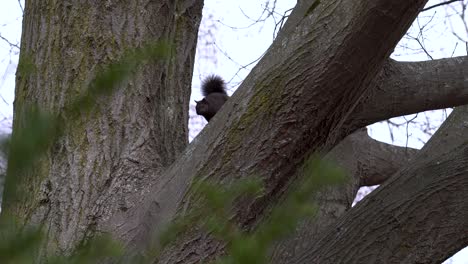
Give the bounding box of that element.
[9,0,203,254]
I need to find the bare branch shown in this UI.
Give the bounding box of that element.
[271,128,418,263]
[290,105,468,264]
[422,0,462,12]
[17,0,24,12]
[356,136,418,186]
[0,34,20,50]
[108,1,432,261]
[352,56,468,127]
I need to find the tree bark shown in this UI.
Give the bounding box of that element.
[270,56,468,262]
[352,57,468,127]
[4,0,468,263]
[5,0,203,254]
[117,0,442,262]
[270,128,419,263]
[289,105,468,264]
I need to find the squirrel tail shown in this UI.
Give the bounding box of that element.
[201,75,227,96]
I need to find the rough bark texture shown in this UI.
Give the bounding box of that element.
[118,0,434,262]
[352,57,468,126]
[289,105,468,264]
[5,0,203,254]
[269,57,468,262]
[3,0,468,263]
[270,128,419,263]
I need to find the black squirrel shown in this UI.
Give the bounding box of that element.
[195,75,229,122]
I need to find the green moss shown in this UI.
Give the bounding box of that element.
[223,77,283,163]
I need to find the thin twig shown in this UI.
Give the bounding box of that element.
[422,0,462,12]
[17,0,24,12]
[0,34,20,50]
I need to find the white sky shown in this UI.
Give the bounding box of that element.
[0,0,467,262]
[0,0,21,132]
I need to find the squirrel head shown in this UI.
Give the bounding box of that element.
[195,99,213,121]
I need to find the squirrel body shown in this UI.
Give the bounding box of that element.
[195,75,229,122]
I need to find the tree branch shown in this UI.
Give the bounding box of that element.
[422,0,462,12]
[0,34,20,50]
[270,128,418,263]
[352,56,468,127]
[290,105,468,264]
[108,0,431,260]
[357,136,418,186]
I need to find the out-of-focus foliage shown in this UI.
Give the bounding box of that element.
[0,41,170,263]
[2,41,171,207]
[0,155,345,263]
[0,216,124,264]
[0,29,345,263]
[153,156,346,264]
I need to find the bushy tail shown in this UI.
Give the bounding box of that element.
[201,75,227,96]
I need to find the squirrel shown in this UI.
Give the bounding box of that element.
[195,75,229,122]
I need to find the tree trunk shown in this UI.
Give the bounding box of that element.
[3,0,468,263]
[4,0,203,254]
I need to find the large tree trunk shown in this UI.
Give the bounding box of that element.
[2,0,468,263]
[4,0,203,254]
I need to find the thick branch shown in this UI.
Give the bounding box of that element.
[108,0,430,259]
[353,57,468,126]
[290,105,468,263]
[357,136,418,186]
[328,128,418,188]
[270,128,418,263]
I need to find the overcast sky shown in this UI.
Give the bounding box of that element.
[0,0,467,262]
